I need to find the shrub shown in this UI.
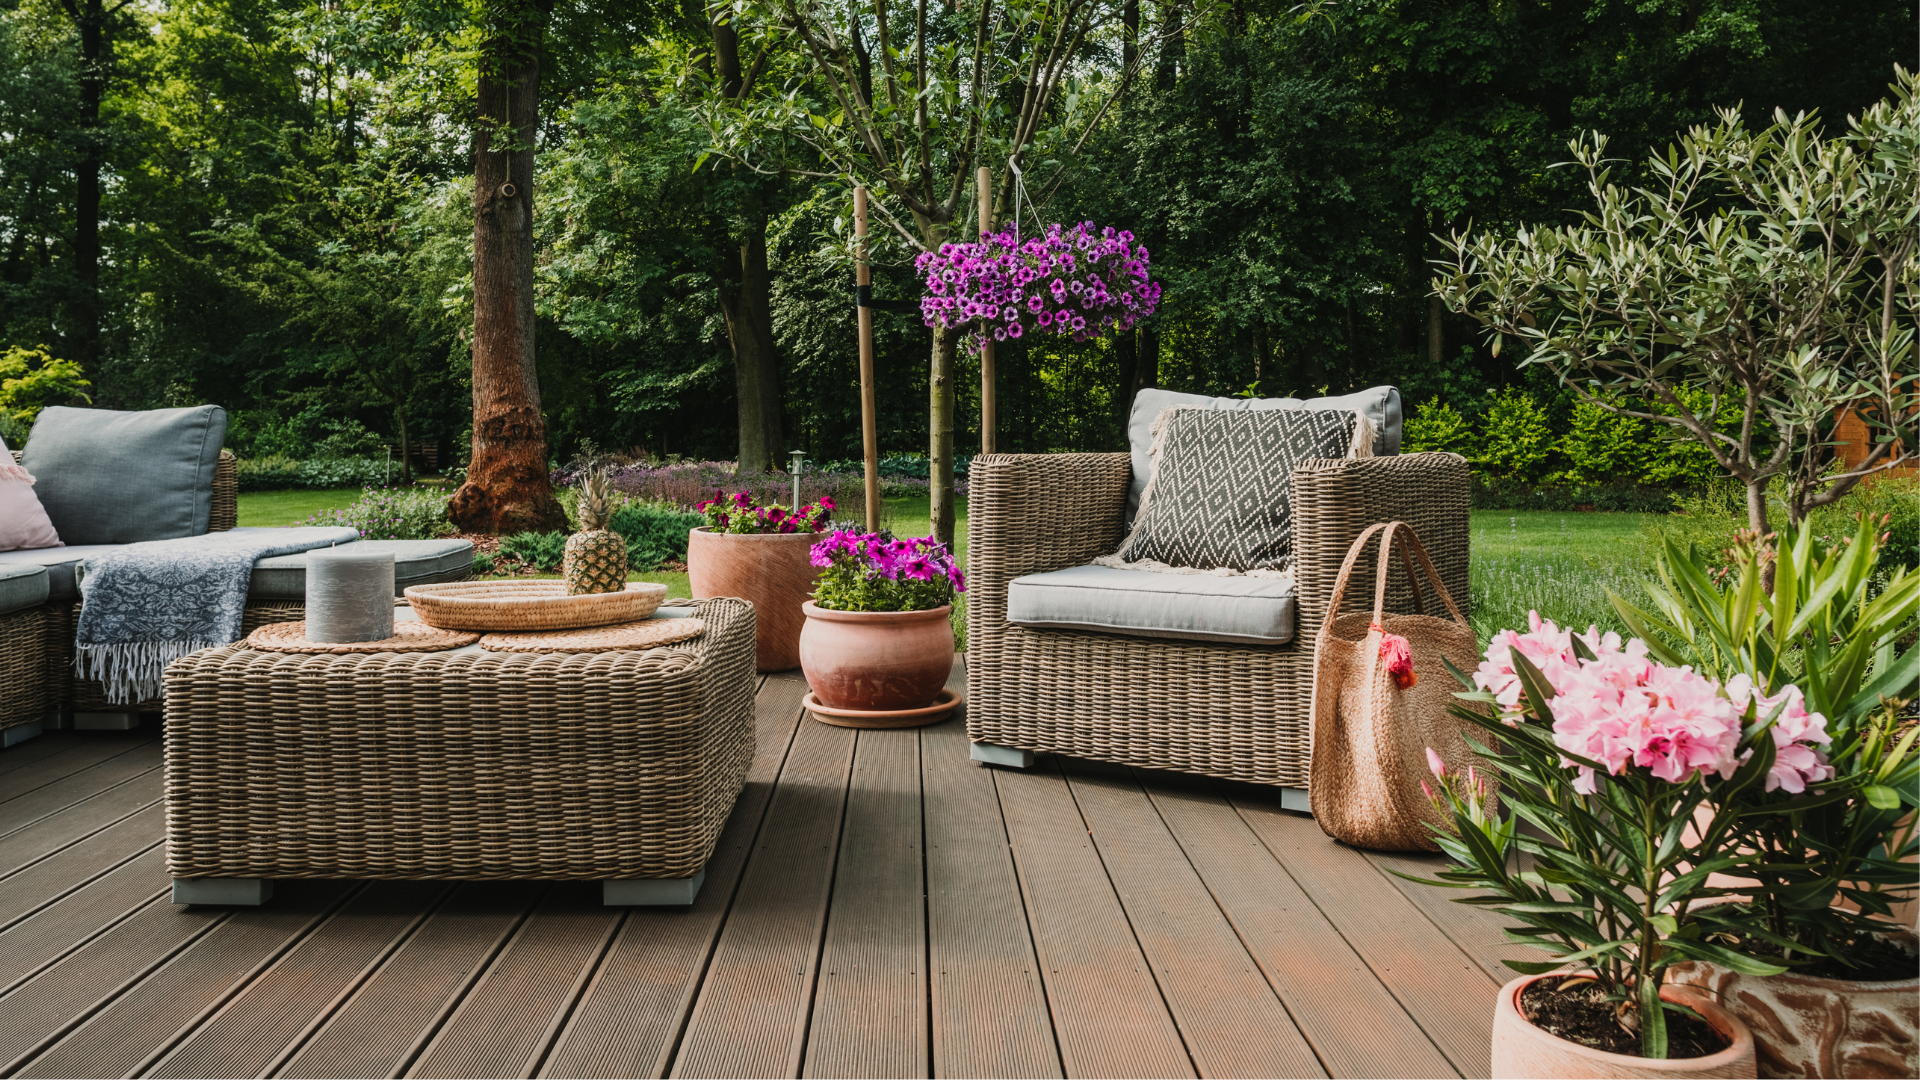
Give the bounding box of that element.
[1401,399,1473,456]
[608,503,704,570]
[0,344,90,442]
[498,530,569,571]
[303,485,454,540]
[235,455,396,491]
[1473,386,1552,485]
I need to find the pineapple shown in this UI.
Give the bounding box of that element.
[563,469,630,595]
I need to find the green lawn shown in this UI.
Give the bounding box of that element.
[236,488,364,527]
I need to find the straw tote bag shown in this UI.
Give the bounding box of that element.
[1309,521,1494,852]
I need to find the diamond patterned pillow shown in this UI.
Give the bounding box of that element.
[1115,406,1357,571]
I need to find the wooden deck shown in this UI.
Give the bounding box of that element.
[0,659,1527,1079]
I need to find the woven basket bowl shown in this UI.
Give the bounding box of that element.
[403,580,668,631]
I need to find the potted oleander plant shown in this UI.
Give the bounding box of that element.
[1410,612,1853,1078]
[1610,516,1919,1079]
[688,490,835,672]
[798,530,965,727]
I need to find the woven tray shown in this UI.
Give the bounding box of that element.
[403,580,667,631]
[247,620,480,653]
[478,617,706,654]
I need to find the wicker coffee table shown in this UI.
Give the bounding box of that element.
[161,598,755,907]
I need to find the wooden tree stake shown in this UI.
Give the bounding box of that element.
[855,187,881,534]
[978,166,996,456]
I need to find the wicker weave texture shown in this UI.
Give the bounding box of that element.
[965,451,1470,788]
[0,606,46,732]
[163,597,757,882]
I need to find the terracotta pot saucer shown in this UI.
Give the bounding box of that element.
[803,688,962,729]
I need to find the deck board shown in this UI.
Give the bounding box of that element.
[538,671,806,1080]
[802,726,928,1079]
[1227,792,1500,1079]
[0,656,1524,1080]
[1064,763,1327,1079]
[670,700,855,1079]
[921,696,1059,1080]
[996,762,1195,1080]
[1140,775,1459,1079]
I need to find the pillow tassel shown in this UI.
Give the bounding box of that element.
[1349,411,1376,458]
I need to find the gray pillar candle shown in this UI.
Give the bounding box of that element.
[305,546,395,643]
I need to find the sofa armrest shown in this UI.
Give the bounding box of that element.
[965,452,1131,637]
[1291,452,1472,642]
[208,450,238,532]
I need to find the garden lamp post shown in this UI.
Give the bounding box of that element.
[789,449,807,511]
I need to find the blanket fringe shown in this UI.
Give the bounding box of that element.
[75,640,224,704]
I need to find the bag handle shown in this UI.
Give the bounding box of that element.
[1320,521,1470,641]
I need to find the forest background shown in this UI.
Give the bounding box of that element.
[0,0,1912,493]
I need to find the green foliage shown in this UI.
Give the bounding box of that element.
[497,531,570,571]
[0,345,90,442]
[1401,399,1474,456]
[1607,520,1920,969]
[234,456,398,491]
[471,551,496,576]
[302,486,455,541]
[607,503,704,571]
[1473,386,1553,485]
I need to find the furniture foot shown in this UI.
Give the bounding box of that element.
[173,878,273,906]
[46,709,72,731]
[970,741,1036,769]
[604,871,705,906]
[75,711,139,731]
[3,720,44,747]
[1280,787,1311,814]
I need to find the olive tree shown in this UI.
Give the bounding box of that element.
[1434,67,1918,537]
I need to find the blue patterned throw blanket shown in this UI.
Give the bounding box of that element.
[76,526,362,703]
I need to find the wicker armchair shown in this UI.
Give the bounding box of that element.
[965,451,1471,794]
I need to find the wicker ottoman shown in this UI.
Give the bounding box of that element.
[161,598,756,907]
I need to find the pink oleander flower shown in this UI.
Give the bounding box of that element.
[1723,675,1835,793]
[1473,610,1643,721]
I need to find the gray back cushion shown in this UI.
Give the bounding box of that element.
[1125,386,1401,522]
[21,405,228,545]
[1116,407,1356,571]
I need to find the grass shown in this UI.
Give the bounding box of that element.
[236,488,364,527]
[1467,510,1658,646]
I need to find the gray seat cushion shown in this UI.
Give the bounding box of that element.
[21,405,228,545]
[0,533,472,603]
[248,537,476,599]
[1006,564,1297,645]
[0,544,118,602]
[0,563,49,616]
[1125,386,1402,522]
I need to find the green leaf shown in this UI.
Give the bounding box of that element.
[1864,785,1901,810]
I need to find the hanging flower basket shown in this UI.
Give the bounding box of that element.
[915,222,1161,352]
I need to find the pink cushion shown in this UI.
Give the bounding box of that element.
[0,459,63,552]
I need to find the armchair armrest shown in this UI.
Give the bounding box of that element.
[965,452,1131,634]
[1291,452,1472,640]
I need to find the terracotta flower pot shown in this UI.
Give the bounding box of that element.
[1492,975,1757,1079]
[799,601,953,711]
[1668,933,1918,1079]
[688,527,822,672]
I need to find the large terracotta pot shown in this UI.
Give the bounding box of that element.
[1492,974,1757,1079]
[687,527,822,672]
[1669,934,1918,1079]
[798,601,953,711]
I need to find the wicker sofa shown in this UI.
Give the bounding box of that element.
[1,448,470,742]
[964,450,1470,798]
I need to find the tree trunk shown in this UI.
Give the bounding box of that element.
[1116,326,1137,428]
[930,323,957,546]
[1746,476,1771,538]
[1138,328,1160,392]
[396,409,413,485]
[449,0,567,535]
[1427,293,1444,371]
[719,229,783,473]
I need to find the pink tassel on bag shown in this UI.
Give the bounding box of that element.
[1371,621,1417,689]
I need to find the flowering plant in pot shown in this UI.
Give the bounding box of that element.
[915,222,1161,353]
[799,531,966,727]
[1608,516,1919,1078]
[1409,612,1850,1076]
[687,490,837,672]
